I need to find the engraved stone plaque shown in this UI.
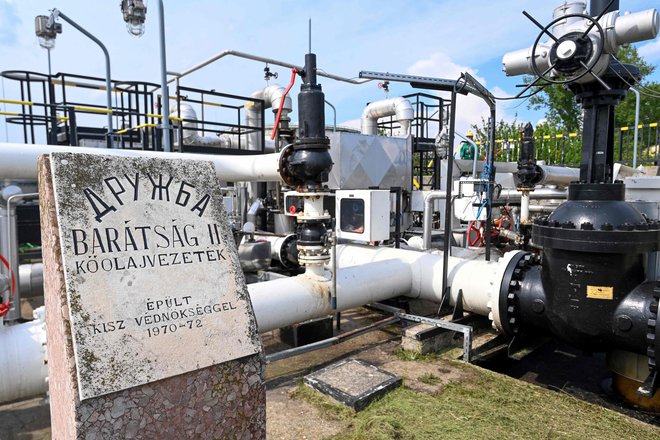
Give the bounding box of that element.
[49,152,261,400]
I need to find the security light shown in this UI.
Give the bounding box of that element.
[35,14,61,49]
[121,0,147,37]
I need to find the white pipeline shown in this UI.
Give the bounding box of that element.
[0,245,519,403]
[537,165,579,186]
[0,143,284,183]
[0,307,48,403]
[249,244,520,332]
[520,191,530,224]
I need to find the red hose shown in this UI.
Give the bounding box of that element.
[271,68,297,140]
[0,254,16,318]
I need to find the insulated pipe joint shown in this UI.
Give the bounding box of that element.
[248,85,293,151]
[360,97,414,136]
[171,103,233,147]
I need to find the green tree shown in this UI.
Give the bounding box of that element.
[526,46,660,130]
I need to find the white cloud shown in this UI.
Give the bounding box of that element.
[406,52,517,143]
[338,118,361,131]
[639,38,660,63]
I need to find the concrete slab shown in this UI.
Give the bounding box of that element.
[304,358,401,411]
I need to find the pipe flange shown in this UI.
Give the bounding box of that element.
[499,252,540,336]
[278,144,296,187]
[647,284,660,375]
[638,283,660,397]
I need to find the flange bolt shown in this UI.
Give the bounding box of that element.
[532,299,545,314]
[616,315,633,332]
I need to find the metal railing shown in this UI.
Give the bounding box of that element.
[475,121,660,167]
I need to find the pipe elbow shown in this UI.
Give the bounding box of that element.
[360,97,413,135]
[252,85,293,115]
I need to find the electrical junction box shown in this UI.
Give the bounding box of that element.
[453,177,488,222]
[336,190,390,242]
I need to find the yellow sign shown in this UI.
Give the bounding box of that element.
[586,285,613,300]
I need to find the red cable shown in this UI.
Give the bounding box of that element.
[271,68,297,140]
[0,254,16,318]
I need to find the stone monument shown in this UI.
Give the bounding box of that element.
[39,152,265,439]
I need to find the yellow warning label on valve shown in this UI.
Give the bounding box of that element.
[586,285,614,300]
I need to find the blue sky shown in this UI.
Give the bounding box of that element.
[0,0,659,143]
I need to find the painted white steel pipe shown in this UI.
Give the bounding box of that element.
[0,307,48,403]
[421,191,448,250]
[249,244,519,333]
[248,260,412,332]
[0,143,284,183]
[361,97,414,135]
[334,244,516,324]
[248,85,292,150]
[498,188,567,201]
[0,246,519,402]
[537,165,579,186]
[521,191,530,224]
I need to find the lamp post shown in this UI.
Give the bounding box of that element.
[35,10,114,148]
[120,0,172,152]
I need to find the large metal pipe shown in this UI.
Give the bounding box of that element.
[19,263,44,298]
[498,188,567,201]
[537,165,579,186]
[360,97,414,135]
[0,245,520,402]
[0,143,284,183]
[0,307,47,403]
[250,244,520,332]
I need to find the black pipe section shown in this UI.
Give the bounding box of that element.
[569,63,639,183]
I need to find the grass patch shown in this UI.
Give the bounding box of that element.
[289,382,353,421]
[325,363,659,440]
[392,348,441,362]
[417,373,441,385]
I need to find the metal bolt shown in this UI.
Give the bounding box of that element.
[531,299,545,314]
[616,315,633,332]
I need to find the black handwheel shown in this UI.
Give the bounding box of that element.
[530,13,606,85]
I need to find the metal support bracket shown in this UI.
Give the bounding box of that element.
[372,303,474,362]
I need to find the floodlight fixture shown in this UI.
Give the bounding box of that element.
[35,14,62,49]
[121,0,148,37]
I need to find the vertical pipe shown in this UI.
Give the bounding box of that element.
[441,90,457,300]
[520,191,530,224]
[325,100,336,132]
[485,111,496,261]
[158,0,171,152]
[0,205,14,321]
[631,87,640,169]
[67,106,78,146]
